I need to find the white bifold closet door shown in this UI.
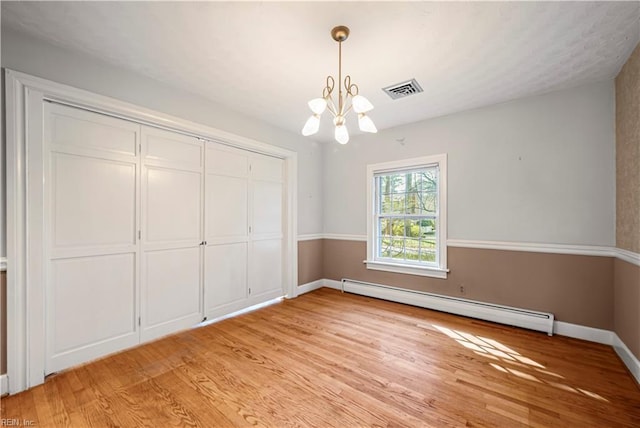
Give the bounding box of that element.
[140,126,204,342]
[248,153,284,299]
[43,102,284,375]
[204,143,284,319]
[45,103,141,374]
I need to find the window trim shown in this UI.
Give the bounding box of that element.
[365,154,448,279]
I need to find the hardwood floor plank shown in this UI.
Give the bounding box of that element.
[2,288,639,427]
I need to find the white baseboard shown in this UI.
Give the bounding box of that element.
[1,374,8,395]
[297,279,325,295]
[296,279,342,296]
[323,279,343,290]
[613,333,640,384]
[553,321,614,345]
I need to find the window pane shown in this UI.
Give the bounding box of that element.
[406,192,420,214]
[379,218,391,237]
[421,238,436,251]
[405,239,420,261]
[391,218,405,236]
[405,172,419,193]
[379,176,390,194]
[405,219,421,238]
[420,170,438,192]
[378,173,408,194]
[391,194,405,214]
[380,193,405,214]
[379,237,392,258]
[421,219,436,239]
[419,249,436,263]
[420,192,437,214]
[380,194,392,213]
[390,239,404,259]
[394,174,406,193]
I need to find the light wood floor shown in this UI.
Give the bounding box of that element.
[2,288,639,427]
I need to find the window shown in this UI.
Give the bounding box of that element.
[366,154,448,278]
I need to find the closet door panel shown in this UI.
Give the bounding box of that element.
[249,240,282,298]
[205,145,248,176]
[252,180,282,236]
[145,133,202,169]
[204,243,248,314]
[206,175,248,239]
[52,153,136,248]
[50,254,136,355]
[45,103,140,375]
[203,143,251,317]
[50,107,137,157]
[140,126,203,343]
[248,153,284,299]
[145,167,201,243]
[144,247,201,327]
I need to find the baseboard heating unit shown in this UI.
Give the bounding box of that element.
[340,279,555,336]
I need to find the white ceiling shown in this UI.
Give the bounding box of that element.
[2,2,639,143]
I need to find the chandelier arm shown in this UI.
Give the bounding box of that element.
[326,96,338,117]
[347,81,359,97]
[325,76,335,96]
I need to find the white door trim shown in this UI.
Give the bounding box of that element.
[5,68,299,394]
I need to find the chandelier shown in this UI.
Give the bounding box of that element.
[301,26,377,144]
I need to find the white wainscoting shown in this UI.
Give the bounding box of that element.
[297,234,324,241]
[447,239,614,257]
[300,234,640,267]
[615,247,640,267]
[322,234,367,242]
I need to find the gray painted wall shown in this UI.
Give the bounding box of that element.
[324,81,616,246]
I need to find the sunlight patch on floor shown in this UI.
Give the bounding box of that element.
[432,324,610,403]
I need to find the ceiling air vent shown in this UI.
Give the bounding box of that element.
[382,78,423,100]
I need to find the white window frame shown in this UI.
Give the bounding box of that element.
[365,154,448,278]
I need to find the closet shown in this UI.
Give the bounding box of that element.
[44,102,284,374]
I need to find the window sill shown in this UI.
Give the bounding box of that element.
[363,260,449,279]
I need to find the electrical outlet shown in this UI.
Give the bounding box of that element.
[459,284,465,294]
